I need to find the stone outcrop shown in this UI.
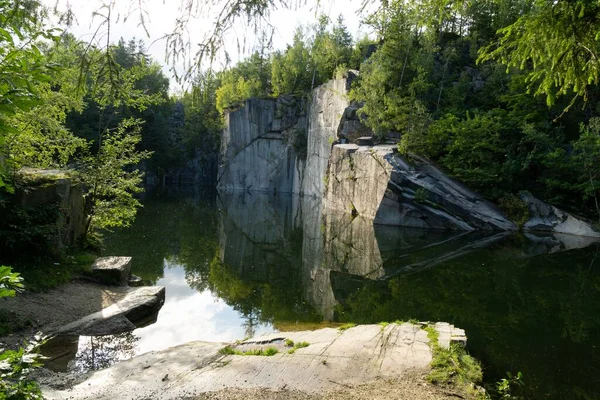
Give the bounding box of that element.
[301,76,354,197]
[218,76,355,197]
[323,144,516,231]
[217,74,599,238]
[520,192,600,238]
[42,323,464,400]
[218,96,307,193]
[53,286,165,336]
[12,169,86,251]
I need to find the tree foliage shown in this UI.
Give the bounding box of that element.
[478,0,600,108]
[80,118,151,234]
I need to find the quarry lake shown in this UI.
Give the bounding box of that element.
[54,188,600,399]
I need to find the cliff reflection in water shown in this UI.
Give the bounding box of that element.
[216,190,600,400]
[85,189,600,400]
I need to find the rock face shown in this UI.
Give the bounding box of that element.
[42,323,462,400]
[218,96,307,193]
[301,76,354,197]
[521,192,600,238]
[12,169,86,251]
[218,76,355,197]
[323,144,516,231]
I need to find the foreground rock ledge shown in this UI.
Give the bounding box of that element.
[42,323,462,400]
[52,286,165,336]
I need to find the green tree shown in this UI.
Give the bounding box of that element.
[572,118,600,221]
[80,118,151,235]
[215,51,271,113]
[478,0,600,108]
[0,266,43,399]
[310,15,353,85]
[0,0,61,191]
[271,28,312,97]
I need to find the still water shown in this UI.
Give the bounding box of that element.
[49,188,600,399]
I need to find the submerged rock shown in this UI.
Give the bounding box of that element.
[324,144,516,231]
[520,192,600,238]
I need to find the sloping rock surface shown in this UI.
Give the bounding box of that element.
[53,286,165,336]
[324,144,516,231]
[43,323,455,400]
[521,192,600,238]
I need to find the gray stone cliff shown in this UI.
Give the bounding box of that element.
[217,74,600,237]
[218,96,307,193]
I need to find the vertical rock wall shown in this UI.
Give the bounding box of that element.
[301,77,353,197]
[217,97,307,193]
[217,76,354,196]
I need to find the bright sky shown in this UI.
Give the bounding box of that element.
[44,0,377,93]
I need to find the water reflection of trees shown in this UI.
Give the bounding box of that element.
[205,252,321,328]
[70,333,140,374]
[103,191,219,285]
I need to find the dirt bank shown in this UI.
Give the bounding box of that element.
[191,373,471,399]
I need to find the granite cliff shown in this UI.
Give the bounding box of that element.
[217,73,600,237]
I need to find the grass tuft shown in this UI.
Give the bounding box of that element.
[424,326,483,391]
[287,341,310,354]
[219,345,279,357]
[338,323,356,332]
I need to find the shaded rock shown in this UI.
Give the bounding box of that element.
[521,192,600,238]
[357,136,374,146]
[91,257,132,286]
[53,286,165,336]
[324,145,516,231]
[128,274,144,287]
[13,168,86,251]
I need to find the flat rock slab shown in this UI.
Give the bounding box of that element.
[43,323,436,400]
[91,257,132,286]
[52,286,165,336]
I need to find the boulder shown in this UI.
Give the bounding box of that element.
[14,168,86,251]
[91,257,132,286]
[53,286,165,336]
[520,192,600,238]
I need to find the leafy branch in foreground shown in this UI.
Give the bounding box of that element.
[0,266,44,399]
[0,265,24,298]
